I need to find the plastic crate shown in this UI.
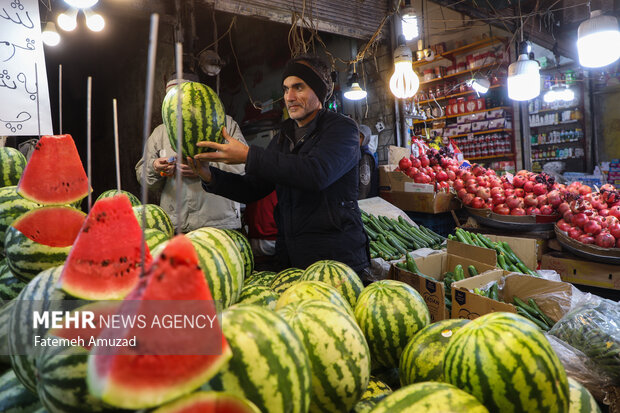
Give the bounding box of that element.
[405,211,456,238]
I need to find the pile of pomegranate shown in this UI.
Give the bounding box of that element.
[455,168,563,216]
[555,183,620,249]
[395,148,461,192]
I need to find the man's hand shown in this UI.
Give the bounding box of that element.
[194,127,249,165]
[153,157,175,176]
[177,163,197,178]
[187,156,212,183]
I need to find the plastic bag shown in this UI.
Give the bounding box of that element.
[549,294,620,385]
[545,334,613,402]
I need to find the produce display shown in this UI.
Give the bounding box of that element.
[567,377,602,413]
[270,267,304,294]
[152,391,261,413]
[300,260,364,307]
[394,147,462,192]
[237,283,278,309]
[96,189,141,206]
[0,147,26,187]
[275,280,353,315]
[0,186,40,255]
[351,376,392,413]
[0,259,26,301]
[361,211,445,260]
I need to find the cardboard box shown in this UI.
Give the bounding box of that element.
[541,252,620,290]
[452,270,574,321]
[389,240,497,322]
[483,235,538,270]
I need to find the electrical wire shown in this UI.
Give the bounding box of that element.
[197,16,236,57]
[229,27,262,110]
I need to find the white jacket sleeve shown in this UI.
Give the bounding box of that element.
[135,124,167,190]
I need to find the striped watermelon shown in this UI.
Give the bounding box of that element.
[4,206,85,281]
[270,267,303,294]
[152,391,261,413]
[9,265,68,393]
[370,382,489,413]
[144,228,169,252]
[96,189,141,206]
[568,377,601,413]
[133,204,174,238]
[0,369,41,412]
[204,304,312,413]
[162,81,225,158]
[275,280,353,315]
[370,367,400,391]
[399,318,470,385]
[223,229,254,279]
[0,147,26,188]
[300,260,363,307]
[444,312,569,413]
[0,186,40,253]
[188,227,245,299]
[352,376,392,413]
[244,271,277,287]
[17,135,89,205]
[277,300,370,412]
[0,259,26,301]
[0,300,15,364]
[354,280,430,369]
[237,284,278,310]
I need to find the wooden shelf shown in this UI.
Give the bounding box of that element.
[415,84,502,105]
[412,106,511,124]
[529,120,580,128]
[529,106,580,115]
[419,62,504,86]
[533,156,584,162]
[448,128,512,139]
[412,37,505,69]
[468,153,514,161]
[531,139,581,147]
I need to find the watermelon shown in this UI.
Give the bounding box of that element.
[370,382,489,413]
[96,189,141,206]
[162,81,225,158]
[237,284,278,309]
[204,304,312,413]
[243,271,277,287]
[300,260,363,307]
[9,265,68,393]
[371,367,401,391]
[88,235,232,409]
[0,300,15,364]
[0,186,40,254]
[187,227,245,299]
[352,376,392,413]
[58,195,151,300]
[354,280,430,369]
[0,369,41,412]
[0,259,26,301]
[4,206,85,281]
[223,229,254,279]
[0,147,27,188]
[275,280,353,315]
[144,228,169,252]
[133,204,174,238]
[444,312,569,413]
[277,300,370,412]
[399,318,470,385]
[17,135,89,205]
[152,391,261,413]
[270,267,303,294]
[568,377,601,413]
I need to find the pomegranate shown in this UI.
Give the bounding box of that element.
[609,206,620,219]
[471,165,484,177]
[510,208,526,216]
[506,195,523,210]
[411,158,421,169]
[492,194,506,206]
[568,227,583,239]
[406,167,418,179]
[563,211,574,224]
[523,181,535,193]
[605,216,620,228]
[504,188,515,197]
[476,187,491,200]
[399,157,412,171]
[466,184,478,194]
[547,190,562,208]
[556,219,571,232]
[524,194,538,207]
[578,185,592,195]
[453,179,465,191]
[573,213,588,228]
[515,188,525,198]
[413,173,428,184]
[490,187,504,197]
[447,170,456,181]
[457,188,468,199]
[513,175,526,188]
[599,208,610,217]
[558,202,571,215]
[493,204,510,215]
[539,205,554,215]
[533,183,547,196]
[419,156,430,167]
[526,207,541,215]
[595,232,616,248]
[462,193,475,206]
[476,176,488,187]
[471,197,485,209]
[578,234,595,244]
[536,195,548,206]
[436,170,448,182]
[583,220,602,236]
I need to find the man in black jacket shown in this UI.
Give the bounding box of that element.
[187,55,370,273]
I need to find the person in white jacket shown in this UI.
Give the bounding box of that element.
[135,78,247,233]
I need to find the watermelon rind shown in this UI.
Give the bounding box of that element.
[144,228,169,253]
[568,377,601,413]
[0,186,40,254]
[0,147,27,188]
[0,369,42,412]
[0,300,15,364]
[223,229,254,279]
[152,391,261,413]
[162,81,226,159]
[444,312,570,413]
[204,304,312,413]
[277,300,370,412]
[96,189,141,206]
[270,267,303,294]
[275,280,353,315]
[370,381,489,413]
[237,284,278,310]
[243,271,277,287]
[354,280,430,369]
[352,376,392,413]
[133,204,174,238]
[0,259,27,302]
[300,260,364,308]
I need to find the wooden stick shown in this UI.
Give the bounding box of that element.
[112,98,121,192]
[87,76,92,212]
[174,42,183,236]
[59,64,62,134]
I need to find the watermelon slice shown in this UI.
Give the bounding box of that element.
[58,194,151,300]
[4,206,85,281]
[17,134,89,205]
[87,235,232,410]
[152,391,261,413]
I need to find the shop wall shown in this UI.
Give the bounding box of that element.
[593,85,620,163]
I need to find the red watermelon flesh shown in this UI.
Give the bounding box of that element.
[87,235,232,410]
[12,206,85,246]
[152,391,261,413]
[58,194,151,300]
[17,134,90,205]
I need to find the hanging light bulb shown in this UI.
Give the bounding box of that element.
[507,44,540,101]
[401,0,418,41]
[64,0,98,9]
[577,10,620,68]
[41,22,61,46]
[543,87,558,103]
[344,64,367,100]
[389,44,419,99]
[560,87,575,102]
[469,77,490,95]
[57,9,78,31]
[85,10,105,32]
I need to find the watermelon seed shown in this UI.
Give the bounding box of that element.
[157,272,165,281]
[101,260,109,267]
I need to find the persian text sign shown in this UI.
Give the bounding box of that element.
[0,0,53,135]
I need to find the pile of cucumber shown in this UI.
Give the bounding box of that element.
[361,211,445,261]
[448,228,538,276]
[443,264,479,312]
[513,297,555,331]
